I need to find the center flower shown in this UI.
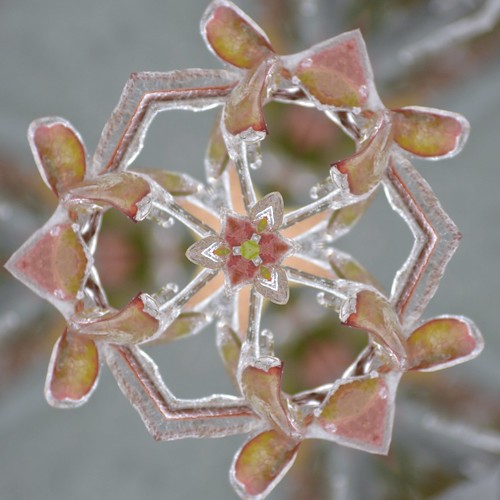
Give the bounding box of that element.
[186,192,292,304]
[222,214,290,289]
[235,234,262,264]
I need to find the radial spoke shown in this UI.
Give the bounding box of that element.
[233,143,257,213]
[150,196,216,237]
[158,268,219,313]
[244,288,264,358]
[284,266,349,302]
[282,188,345,230]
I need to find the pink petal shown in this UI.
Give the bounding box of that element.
[315,375,391,453]
[70,172,151,220]
[291,31,376,109]
[45,328,99,408]
[29,118,86,197]
[408,316,483,371]
[333,115,391,195]
[343,289,407,368]
[254,266,290,305]
[76,294,160,344]
[392,107,469,159]
[249,192,284,232]
[239,360,296,435]
[231,429,300,498]
[201,0,274,69]
[223,58,279,140]
[7,223,88,302]
[225,255,259,287]
[186,235,227,270]
[259,233,291,265]
[223,215,255,246]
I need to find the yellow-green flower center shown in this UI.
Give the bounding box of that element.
[240,239,260,261]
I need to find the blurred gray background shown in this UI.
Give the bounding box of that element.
[1,0,499,499]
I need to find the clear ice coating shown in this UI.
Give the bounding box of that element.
[4,1,484,498]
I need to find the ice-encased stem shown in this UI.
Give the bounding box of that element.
[245,288,264,358]
[285,267,349,301]
[150,196,215,238]
[233,142,257,213]
[159,268,219,313]
[282,188,343,230]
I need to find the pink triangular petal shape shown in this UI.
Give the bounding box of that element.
[258,233,291,265]
[6,219,89,305]
[288,30,381,110]
[313,374,397,454]
[223,215,255,247]
[225,255,259,288]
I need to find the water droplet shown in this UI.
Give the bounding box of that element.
[379,386,388,400]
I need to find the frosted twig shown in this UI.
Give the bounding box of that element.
[424,414,500,454]
[245,288,264,358]
[285,267,349,301]
[159,268,218,312]
[233,142,258,213]
[400,0,500,64]
[150,198,215,238]
[282,188,343,230]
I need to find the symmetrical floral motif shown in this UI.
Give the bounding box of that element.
[186,192,293,304]
[5,1,483,498]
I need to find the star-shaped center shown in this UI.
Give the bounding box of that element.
[186,192,292,304]
[223,216,290,288]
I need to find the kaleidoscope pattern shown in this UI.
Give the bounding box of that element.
[5,1,483,498]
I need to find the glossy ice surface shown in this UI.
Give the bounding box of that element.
[5,1,484,498]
